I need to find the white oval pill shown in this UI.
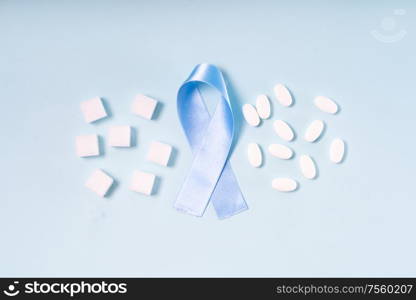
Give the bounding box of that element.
[247,143,262,167]
[304,120,325,142]
[255,94,271,119]
[330,138,345,163]
[272,178,298,192]
[268,144,293,159]
[242,104,260,127]
[314,96,338,114]
[274,84,293,107]
[299,154,317,179]
[273,120,295,141]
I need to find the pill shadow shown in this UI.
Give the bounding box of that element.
[338,140,348,164]
[286,122,297,142]
[287,87,296,107]
[92,97,113,125]
[292,181,300,192]
[311,156,320,179]
[152,101,164,121]
[151,176,162,196]
[221,70,244,152]
[258,145,265,168]
[167,147,178,167]
[311,123,327,143]
[334,101,342,115]
[290,130,297,142]
[105,178,119,198]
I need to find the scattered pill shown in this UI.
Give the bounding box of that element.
[247,143,262,167]
[304,120,325,142]
[85,169,114,197]
[76,134,100,157]
[330,138,345,163]
[80,97,108,123]
[130,170,156,195]
[273,84,293,107]
[314,96,338,114]
[255,94,271,119]
[108,125,132,147]
[268,144,293,159]
[147,141,173,166]
[272,178,298,192]
[299,154,317,179]
[132,94,158,120]
[242,104,260,126]
[273,120,295,141]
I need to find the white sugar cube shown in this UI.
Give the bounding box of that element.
[76,134,100,157]
[80,97,108,123]
[147,141,172,166]
[85,169,114,197]
[129,170,156,195]
[132,94,158,120]
[108,126,131,147]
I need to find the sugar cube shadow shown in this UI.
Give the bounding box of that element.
[91,97,113,125]
[152,102,164,121]
[167,147,179,167]
[151,177,162,196]
[105,178,119,198]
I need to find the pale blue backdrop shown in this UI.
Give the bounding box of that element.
[1,0,415,277]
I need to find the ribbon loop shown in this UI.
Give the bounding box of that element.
[174,64,248,219]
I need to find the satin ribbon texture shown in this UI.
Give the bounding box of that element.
[174,64,248,219]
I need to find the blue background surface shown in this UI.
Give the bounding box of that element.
[1,0,415,276]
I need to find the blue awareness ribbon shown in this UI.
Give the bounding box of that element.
[174,64,248,219]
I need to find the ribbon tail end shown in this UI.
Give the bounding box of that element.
[216,203,249,220]
[173,204,205,218]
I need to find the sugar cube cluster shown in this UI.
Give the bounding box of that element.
[76,96,174,198]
